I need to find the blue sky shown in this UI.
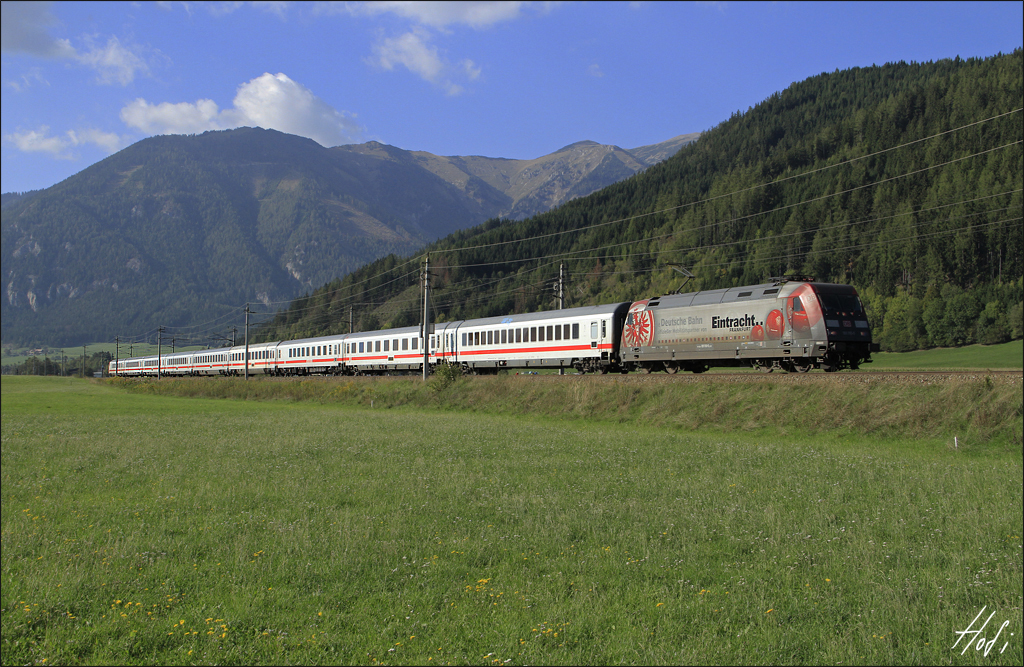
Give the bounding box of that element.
[2,1,1021,194]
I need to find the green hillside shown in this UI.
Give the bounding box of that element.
[256,51,1023,352]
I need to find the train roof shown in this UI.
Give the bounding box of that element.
[458,302,631,327]
[644,280,843,309]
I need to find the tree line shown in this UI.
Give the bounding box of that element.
[1,351,112,377]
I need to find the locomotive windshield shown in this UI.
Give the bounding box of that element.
[817,292,865,316]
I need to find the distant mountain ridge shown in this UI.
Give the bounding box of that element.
[1,128,696,345]
[337,133,699,220]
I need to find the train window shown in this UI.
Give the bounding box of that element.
[591,322,598,339]
[563,324,570,340]
[412,338,417,350]
[383,340,389,352]
[538,326,545,342]
[602,320,607,338]
[462,333,467,346]
[402,338,408,351]
[763,288,779,295]
[501,330,507,344]
[531,327,537,342]
[818,292,864,315]
[513,328,520,343]
[359,342,364,353]
[484,331,490,345]
[572,323,579,339]
[554,325,562,341]
[393,339,399,350]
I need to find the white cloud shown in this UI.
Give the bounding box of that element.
[120,98,225,135]
[343,2,559,93]
[120,73,364,147]
[348,1,531,29]
[249,1,290,18]
[3,126,126,159]
[368,29,481,95]
[67,128,128,154]
[1,2,151,86]
[201,1,290,18]
[5,67,50,93]
[372,29,445,82]
[76,36,151,85]
[462,59,482,80]
[0,2,76,58]
[588,63,604,78]
[5,127,70,157]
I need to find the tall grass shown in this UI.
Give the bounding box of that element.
[113,371,1024,448]
[2,376,1021,665]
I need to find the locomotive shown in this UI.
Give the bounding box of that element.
[109,277,877,377]
[620,278,876,373]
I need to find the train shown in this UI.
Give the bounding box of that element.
[109,277,878,378]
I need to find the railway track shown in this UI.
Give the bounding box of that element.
[252,369,1021,384]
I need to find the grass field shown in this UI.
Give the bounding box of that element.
[2,376,1021,665]
[868,340,1023,371]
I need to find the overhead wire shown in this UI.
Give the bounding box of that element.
[427,109,1022,258]
[254,107,1024,320]
[112,107,1021,347]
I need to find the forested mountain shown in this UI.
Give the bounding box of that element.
[257,51,1023,353]
[1,129,691,346]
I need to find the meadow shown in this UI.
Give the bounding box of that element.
[1,375,1021,665]
[868,340,1023,371]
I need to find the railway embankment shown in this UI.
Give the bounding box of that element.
[109,371,1023,449]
